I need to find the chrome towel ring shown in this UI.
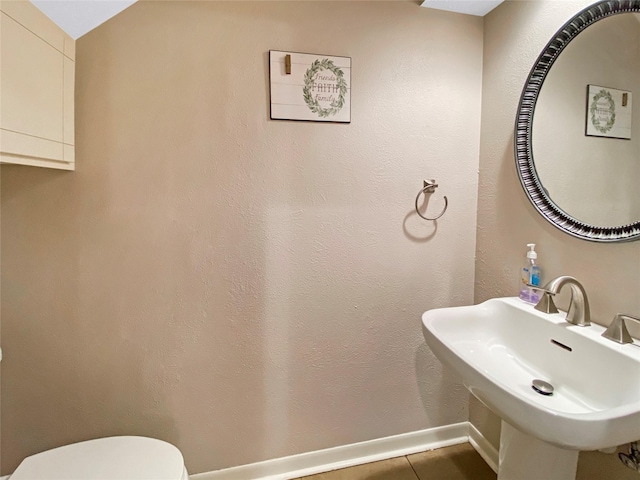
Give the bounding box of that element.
[415,179,448,221]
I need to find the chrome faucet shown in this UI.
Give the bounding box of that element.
[533,276,591,326]
[602,314,640,344]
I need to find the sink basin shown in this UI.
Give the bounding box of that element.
[422,297,640,451]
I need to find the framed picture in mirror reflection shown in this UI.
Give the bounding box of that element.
[586,85,632,139]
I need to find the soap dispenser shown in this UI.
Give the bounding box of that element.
[519,243,541,303]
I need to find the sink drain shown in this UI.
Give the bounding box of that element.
[532,379,554,396]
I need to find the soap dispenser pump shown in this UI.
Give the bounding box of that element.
[519,243,541,304]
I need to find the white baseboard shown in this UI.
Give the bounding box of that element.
[191,421,496,480]
[468,422,499,473]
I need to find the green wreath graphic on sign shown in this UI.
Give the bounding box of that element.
[303,59,347,118]
[590,89,616,134]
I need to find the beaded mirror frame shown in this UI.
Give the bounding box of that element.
[514,0,640,242]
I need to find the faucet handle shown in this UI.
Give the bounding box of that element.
[534,291,559,314]
[602,314,640,344]
[526,284,559,314]
[526,283,556,295]
[527,284,555,295]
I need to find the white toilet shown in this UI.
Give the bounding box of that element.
[8,436,188,480]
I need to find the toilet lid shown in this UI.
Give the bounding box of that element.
[11,436,185,480]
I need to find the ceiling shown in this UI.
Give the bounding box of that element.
[30,0,504,40]
[30,0,137,39]
[421,0,504,16]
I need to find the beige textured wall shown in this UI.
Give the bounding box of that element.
[0,1,483,475]
[475,1,640,479]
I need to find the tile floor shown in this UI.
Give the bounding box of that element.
[296,443,496,480]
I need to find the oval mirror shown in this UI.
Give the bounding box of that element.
[515,0,640,242]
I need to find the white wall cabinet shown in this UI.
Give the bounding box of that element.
[1,0,75,170]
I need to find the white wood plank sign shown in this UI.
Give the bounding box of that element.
[586,85,632,139]
[270,50,351,123]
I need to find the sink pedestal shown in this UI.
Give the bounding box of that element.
[498,421,579,480]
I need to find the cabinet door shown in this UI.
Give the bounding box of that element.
[0,6,74,170]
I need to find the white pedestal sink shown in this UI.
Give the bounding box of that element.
[422,297,640,480]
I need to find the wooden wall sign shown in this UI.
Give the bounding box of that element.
[269,50,351,123]
[586,85,632,139]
